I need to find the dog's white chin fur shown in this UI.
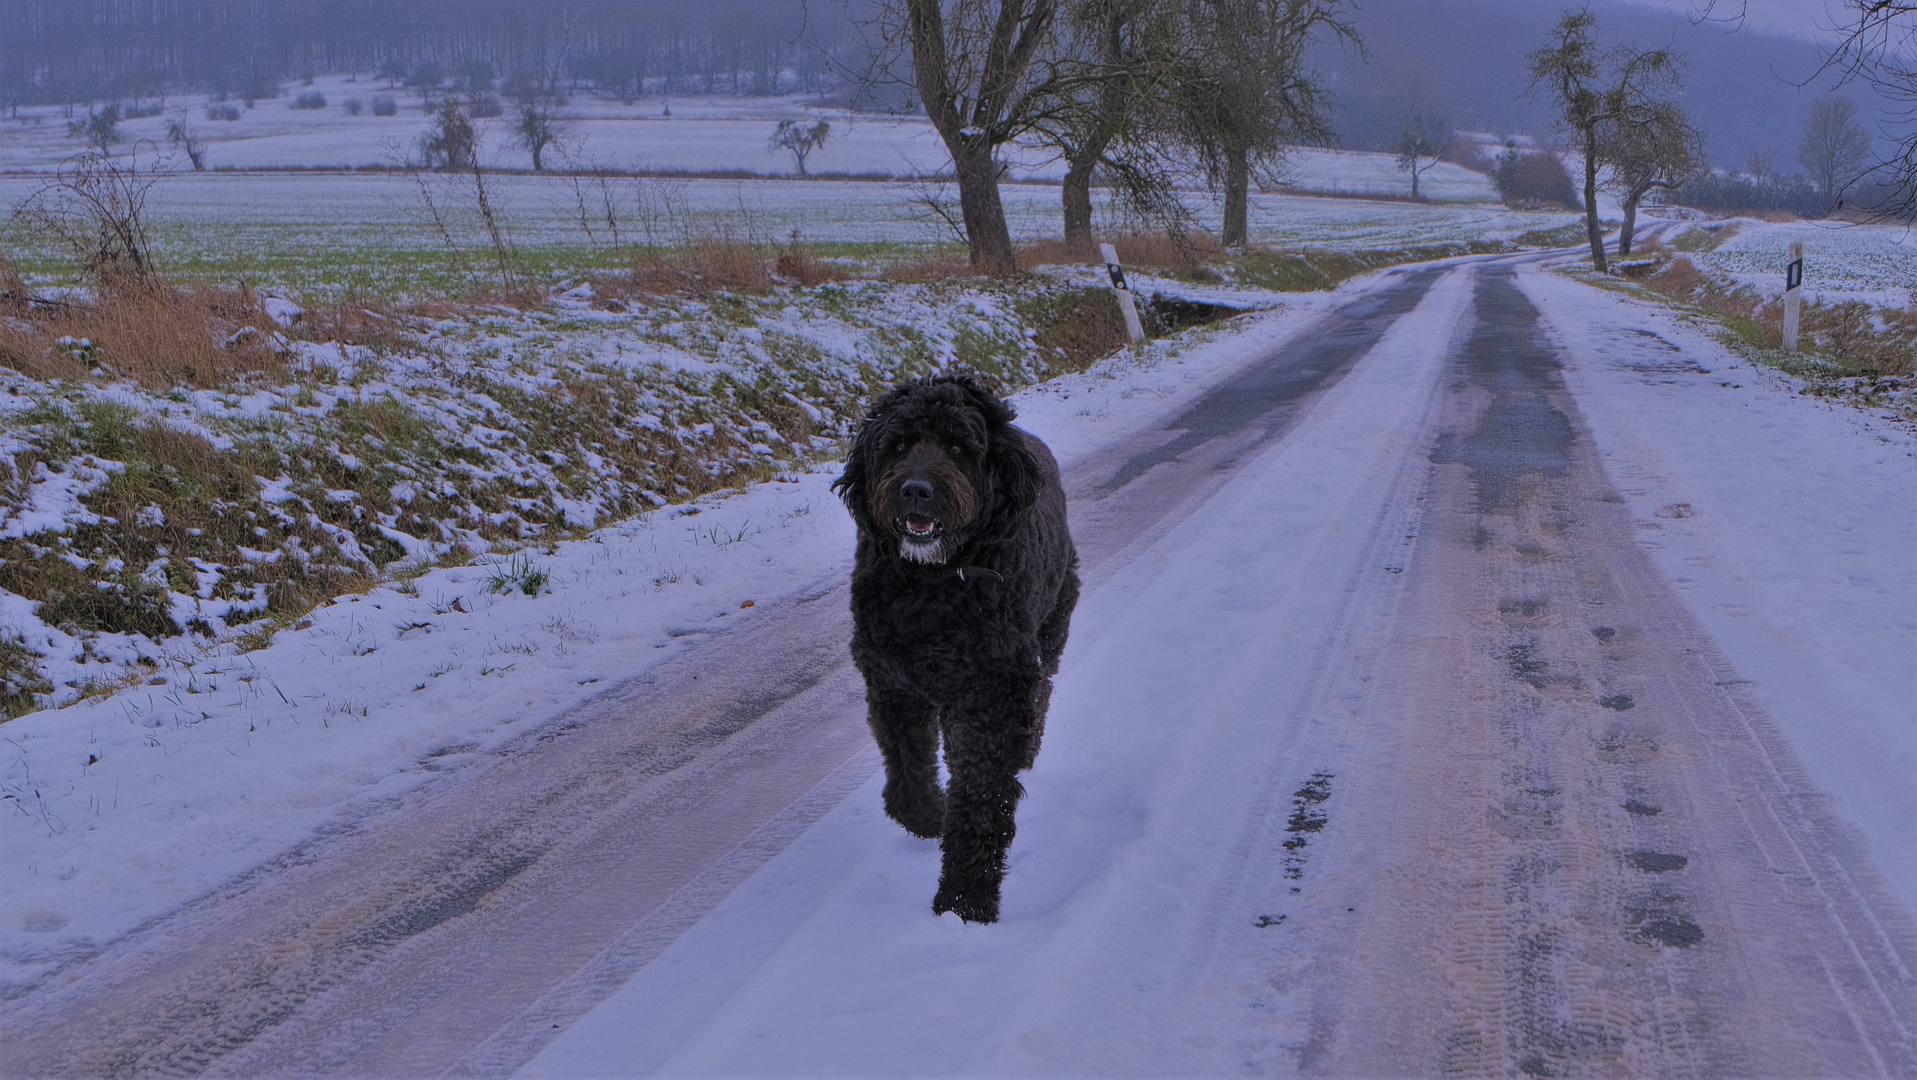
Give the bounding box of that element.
[900,536,946,564]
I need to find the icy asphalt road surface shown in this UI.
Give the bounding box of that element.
[3,258,1912,1078]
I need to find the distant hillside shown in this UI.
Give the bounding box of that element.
[1312,0,1889,176]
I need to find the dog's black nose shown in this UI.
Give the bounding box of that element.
[900,478,933,503]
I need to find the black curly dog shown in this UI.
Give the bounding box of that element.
[834,372,1080,923]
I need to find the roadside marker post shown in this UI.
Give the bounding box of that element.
[1099,242,1146,343]
[1783,240,1803,352]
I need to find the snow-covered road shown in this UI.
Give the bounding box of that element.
[3,257,1911,1077]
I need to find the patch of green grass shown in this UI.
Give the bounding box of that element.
[1517,223,1589,248]
[485,552,550,596]
[1229,241,1510,292]
[1670,223,1739,253]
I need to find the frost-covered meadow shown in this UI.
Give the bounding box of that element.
[0,75,1496,201]
[1686,218,1917,309]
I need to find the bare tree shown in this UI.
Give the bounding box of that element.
[1797,95,1874,206]
[1167,0,1360,247]
[1809,1,1917,219]
[1744,146,1777,183]
[67,106,123,151]
[769,119,832,176]
[1528,10,1681,273]
[513,99,565,171]
[420,98,478,171]
[165,116,207,171]
[1607,100,1704,255]
[1024,0,1186,249]
[868,0,1071,274]
[1395,115,1446,200]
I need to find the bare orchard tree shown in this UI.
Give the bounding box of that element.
[1527,9,1682,272]
[1395,115,1446,200]
[1797,96,1874,207]
[67,106,123,151]
[1025,0,1186,248]
[769,119,833,176]
[1167,0,1361,247]
[1808,1,1917,219]
[514,99,566,172]
[420,98,478,171]
[864,0,1084,274]
[1606,100,1704,255]
[165,116,207,171]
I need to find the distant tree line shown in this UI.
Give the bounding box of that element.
[0,0,871,111]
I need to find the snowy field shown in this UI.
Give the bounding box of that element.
[0,167,1569,295]
[1687,218,1917,309]
[0,75,1496,202]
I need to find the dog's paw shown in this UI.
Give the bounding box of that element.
[932,882,1000,924]
[883,788,945,839]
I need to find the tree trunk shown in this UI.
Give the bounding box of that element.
[1411,159,1421,200]
[1062,156,1096,250]
[952,137,1018,276]
[1223,148,1250,247]
[1582,132,1607,272]
[531,141,543,172]
[1619,184,1649,256]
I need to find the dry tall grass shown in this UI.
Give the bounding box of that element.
[0,277,284,386]
[1016,231,1225,275]
[1647,255,1915,377]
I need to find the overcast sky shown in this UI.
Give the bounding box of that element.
[1613,0,1855,42]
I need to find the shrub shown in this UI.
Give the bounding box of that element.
[206,104,242,121]
[292,92,327,110]
[1494,149,1580,209]
[371,95,398,117]
[1672,171,1824,219]
[467,94,503,119]
[343,97,363,116]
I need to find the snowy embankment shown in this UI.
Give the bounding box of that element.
[1518,264,1917,916]
[0,281,1346,995]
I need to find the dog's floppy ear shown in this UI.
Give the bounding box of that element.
[833,387,902,533]
[986,428,1041,533]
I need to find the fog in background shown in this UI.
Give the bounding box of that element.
[0,0,1897,175]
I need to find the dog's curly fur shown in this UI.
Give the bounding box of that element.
[834,372,1080,924]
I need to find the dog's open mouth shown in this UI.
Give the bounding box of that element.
[901,514,941,542]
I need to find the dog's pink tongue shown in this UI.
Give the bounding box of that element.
[906,515,935,535]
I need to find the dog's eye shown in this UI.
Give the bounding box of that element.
[947,444,965,458]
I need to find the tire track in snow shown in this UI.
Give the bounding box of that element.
[1304,265,1915,1078]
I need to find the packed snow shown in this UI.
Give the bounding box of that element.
[1518,265,1917,914]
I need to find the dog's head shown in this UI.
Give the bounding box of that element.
[833,371,1040,565]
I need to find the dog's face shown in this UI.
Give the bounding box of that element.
[835,373,1037,565]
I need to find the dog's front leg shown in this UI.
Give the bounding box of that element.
[933,694,1032,924]
[865,686,944,839]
